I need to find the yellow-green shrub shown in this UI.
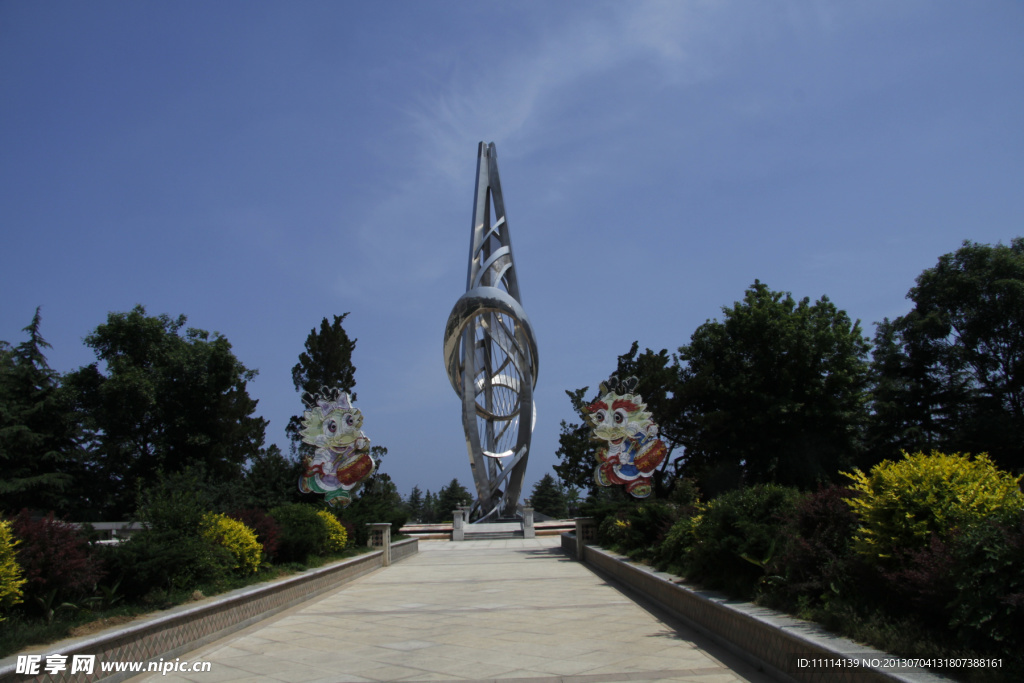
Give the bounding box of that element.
[0,520,26,617]
[201,513,262,574]
[843,451,1023,564]
[317,510,348,553]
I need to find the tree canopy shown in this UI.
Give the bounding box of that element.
[436,478,473,517]
[529,473,567,519]
[64,306,267,518]
[868,239,1024,471]
[675,281,871,494]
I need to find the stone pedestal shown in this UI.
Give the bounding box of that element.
[522,506,535,538]
[574,517,596,560]
[452,510,465,541]
[367,523,392,566]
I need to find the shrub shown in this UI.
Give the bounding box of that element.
[597,501,678,560]
[101,530,232,602]
[843,451,1023,566]
[947,516,1024,654]
[317,511,349,553]
[105,471,233,600]
[11,511,103,611]
[597,513,632,549]
[229,509,281,561]
[657,507,703,571]
[201,513,262,575]
[682,484,803,598]
[268,504,327,563]
[770,485,864,607]
[0,520,26,616]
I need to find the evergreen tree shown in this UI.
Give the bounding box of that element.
[0,309,82,515]
[436,478,473,518]
[287,314,357,458]
[529,473,567,519]
[405,485,424,522]
[421,490,438,523]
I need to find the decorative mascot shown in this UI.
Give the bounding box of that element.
[582,375,667,498]
[297,387,376,508]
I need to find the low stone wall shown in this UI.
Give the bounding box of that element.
[0,539,418,683]
[563,533,950,683]
[390,537,418,563]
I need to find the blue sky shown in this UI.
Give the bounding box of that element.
[2,1,1022,501]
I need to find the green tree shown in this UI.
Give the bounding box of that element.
[0,309,82,515]
[863,318,938,467]
[343,457,406,544]
[64,306,267,518]
[529,473,567,519]
[287,314,357,458]
[405,485,424,522]
[242,444,304,509]
[676,281,871,494]
[869,239,1024,471]
[421,490,438,523]
[553,412,598,494]
[436,478,473,518]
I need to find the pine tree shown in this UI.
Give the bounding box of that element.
[422,490,437,523]
[529,473,567,519]
[287,314,357,458]
[0,309,80,515]
[436,478,473,518]
[406,485,424,522]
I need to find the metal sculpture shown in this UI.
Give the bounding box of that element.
[582,375,667,498]
[444,142,538,520]
[298,387,376,508]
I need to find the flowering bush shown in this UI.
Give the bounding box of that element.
[317,510,349,553]
[12,511,103,606]
[843,451,1023,565]
[0,520,26,617]
[200,513,262,575]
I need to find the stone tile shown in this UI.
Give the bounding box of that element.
[125,537,774,683]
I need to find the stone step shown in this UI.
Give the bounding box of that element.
[462,530,524,540]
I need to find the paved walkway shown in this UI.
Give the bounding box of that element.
[130,537,775,683]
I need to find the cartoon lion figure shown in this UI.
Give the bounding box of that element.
[297,387,376,508]
[582,375,667,499]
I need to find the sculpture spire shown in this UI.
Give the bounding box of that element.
[444,142,539,520]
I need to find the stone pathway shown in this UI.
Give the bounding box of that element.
[129,537,775,683]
